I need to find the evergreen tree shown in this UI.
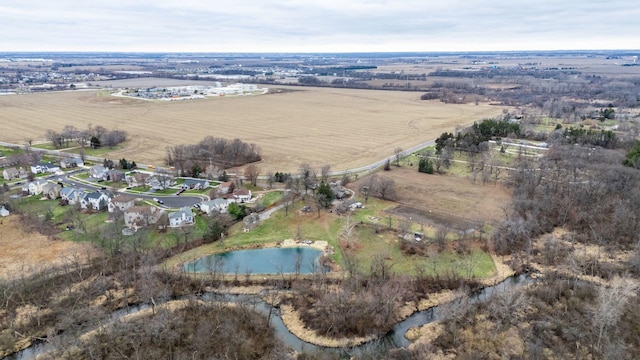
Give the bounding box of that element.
[316,182,334,208]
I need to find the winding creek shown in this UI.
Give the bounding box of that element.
[7,274,531,359]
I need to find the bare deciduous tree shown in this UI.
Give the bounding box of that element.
[320,165,331,183]
[376,175,396,200]
[591,276,638,352]
[244,164,260,186]
[394,147,403,166]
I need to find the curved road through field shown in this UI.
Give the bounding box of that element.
[0,139,436,178]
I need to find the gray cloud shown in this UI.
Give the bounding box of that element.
[0,0,638,52]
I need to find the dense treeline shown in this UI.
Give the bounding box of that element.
[435,118,520,153]
[44,124,127,150]
[165,136,261,176]
[0,245,291,359]
[429,68,581,80]
[562,126,617,148]
[288,251,479,340]
[494,144,640,257]
[422,68,640,113]
[54,302,287,359]
[400,275,640,359]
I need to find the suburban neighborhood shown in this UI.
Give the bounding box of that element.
[0,144,269,241]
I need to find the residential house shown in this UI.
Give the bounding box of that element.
[330,184,348,200]
[108,195,136,213]
[60,187,77,203]
[200,198,229,215]
[180,178,210,190]
[89,165,108,179]
[168,207,194,227]
[218,181,234,195]
[148,175,174,190]
[60,158,78,169]
[60,157,84,168]
[30,162,60,174]
[124,206,163,229]
[42,182,62,199]
[81,191,113,211]
[27,179,49,195]
[104,169,126,182]
[232,189,252,203]
[2,167,20,180]
[60,187,89,205]
[126,172,150,188]
[0,206,9,217]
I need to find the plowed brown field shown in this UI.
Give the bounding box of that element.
[0,86,504,172]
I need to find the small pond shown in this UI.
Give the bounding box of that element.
[183,247,328,275]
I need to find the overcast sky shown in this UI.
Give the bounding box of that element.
[1,0,638,53]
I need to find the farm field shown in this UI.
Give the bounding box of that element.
[0,85,505,172]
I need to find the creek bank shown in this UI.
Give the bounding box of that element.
[7,273,531,359]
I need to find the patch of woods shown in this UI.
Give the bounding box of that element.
[494,143,640,261]
[54,302,287,359]
[165,136,261,177]
[404,133,640,358]
[286,252,480,341]
[44,124,127,149]
[400,274,640,360]
[0,245,290,359]
[421,68,640,112]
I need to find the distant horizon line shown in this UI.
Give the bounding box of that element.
[1,49,639,56]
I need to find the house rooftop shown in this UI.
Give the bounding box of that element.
[169,207,193,219]
[111,195,135,203]
[126,205,154,214]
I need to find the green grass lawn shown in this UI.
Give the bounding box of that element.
[182,189,209,195]
[127,186,149,192]
[348,224,495,278]
[153,188,179,195]
[32,143,67,151]
[167,200,347,267]
[0,145,26,155]
[72,172,90,180]
[260,191,283,207]
[165,194,497,278]
[69,145,124,157]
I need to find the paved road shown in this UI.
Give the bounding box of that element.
[1,138,439,208]
[63,175,204,208]
[259,201,290,221]
[0,139,434,180]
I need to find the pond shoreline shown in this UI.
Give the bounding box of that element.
[180,250,516,349]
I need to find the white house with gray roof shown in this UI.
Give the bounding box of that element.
[26,179,49,195]
[168,207,194,227]
[30,162,60,174]
[200,198,230,215]
[81,191,112,211]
